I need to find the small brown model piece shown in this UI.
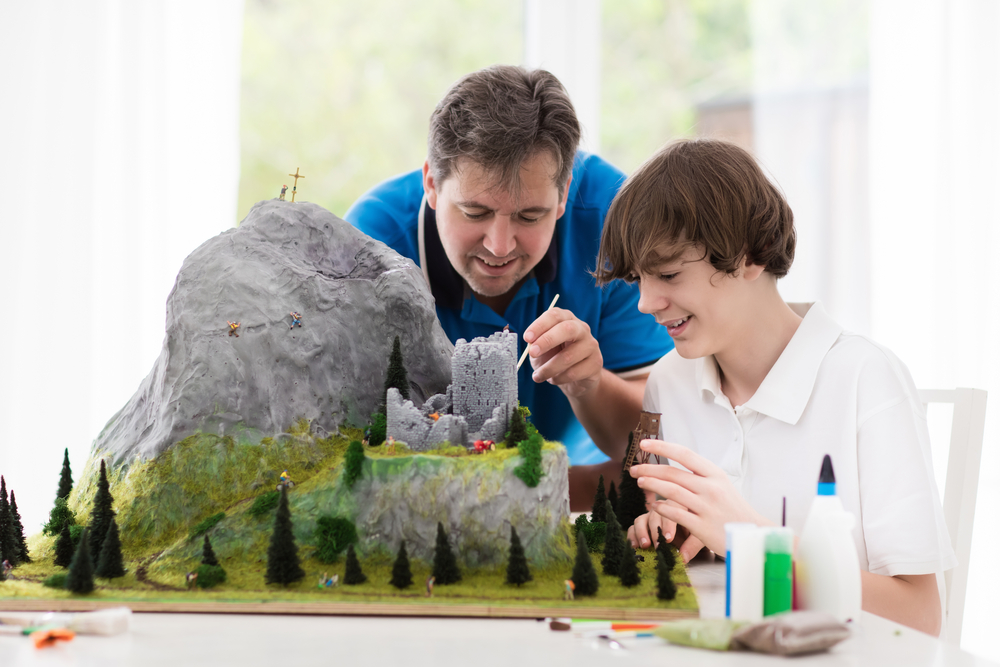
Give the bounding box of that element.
[288,167,305,202]
[623,411,662,471]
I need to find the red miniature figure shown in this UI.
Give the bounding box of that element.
[227,321,241,337]
[473,439,494,453]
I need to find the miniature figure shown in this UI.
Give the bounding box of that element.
[428,412,440,422]
[279,184,288,201]
[563,579,575,601]
[288,168,305,202]
[425,575,435,597]
[277,470,294,491]
[1,560,11,578]
[227,321,241,337]
[385,436,396,454]
[289,312,302,329]
[186,571,198,589]
[318,572,338,588]
[473,439,495,453]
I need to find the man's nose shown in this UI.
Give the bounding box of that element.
[483,217,516,258]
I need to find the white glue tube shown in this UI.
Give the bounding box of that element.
[729,525,765,622]
[724,522,758,620]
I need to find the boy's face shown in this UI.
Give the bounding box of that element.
[634,244,761,360]
[423,152,570,301]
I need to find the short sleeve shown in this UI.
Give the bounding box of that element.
[597,279,674,374]
[855,351,956,576]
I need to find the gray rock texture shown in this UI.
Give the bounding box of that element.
[92,200,454,463]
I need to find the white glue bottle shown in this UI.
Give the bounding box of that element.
[795,454,862,623]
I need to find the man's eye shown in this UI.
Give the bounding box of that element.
[462,210,489,220]
[519,214,541,223]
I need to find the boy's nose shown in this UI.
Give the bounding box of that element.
[636,282,661,315]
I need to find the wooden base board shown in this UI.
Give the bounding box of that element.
[0,598,698,620]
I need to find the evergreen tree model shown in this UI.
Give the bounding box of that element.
[66,528,95,594]
[343,440,366,488]
[0,477,18,566]
[202,535,219,566]
[591,474,607,523]
[507,405,528,446]
[618,542,641,588]
[656,546,678,601]
[390,541,413,589]
[9,491,29,562]
[431,522,462,585]
[505,526,532,586]
[95,519,126,578]
[343,544,367,585]
[656,526,676,572]
[617,462,647,531]
[54,523,75,568]
[88,460,115,559]
[265,487,305,585]
[570,528,599,596]
[383,335,409,408]
[44,497,76,536]
[58,448,73,500]
[601,499,626,576]
[608,481,618,516]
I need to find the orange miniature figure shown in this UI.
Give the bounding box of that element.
[227,321,241,337]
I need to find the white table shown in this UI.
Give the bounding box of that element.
[0,560,995,666]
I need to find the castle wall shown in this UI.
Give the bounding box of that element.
[450,331,518,434]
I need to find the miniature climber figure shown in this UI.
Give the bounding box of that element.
[277,470,294,491]
[563,579,575,601]
[279,184,288,201]
[425,574,435,597]
[289,311,302,329]
[227,321,241,337]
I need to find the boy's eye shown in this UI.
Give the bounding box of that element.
[626,272,639,283]
[659,273,678,282]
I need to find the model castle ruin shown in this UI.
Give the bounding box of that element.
[387,330,518,451]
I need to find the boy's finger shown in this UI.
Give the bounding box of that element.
[678,534,706,564]
[639,479,701,514]
[640,439,717,478]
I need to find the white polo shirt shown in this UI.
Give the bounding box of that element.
[643,302,956,577]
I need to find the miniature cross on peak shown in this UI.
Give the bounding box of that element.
[287,167,305,202]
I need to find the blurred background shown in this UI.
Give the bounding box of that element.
[1,0,998,658]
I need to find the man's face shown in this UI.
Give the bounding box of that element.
[424,152,569,301]
[634,244,757,360]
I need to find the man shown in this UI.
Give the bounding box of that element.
[345,66,672,507]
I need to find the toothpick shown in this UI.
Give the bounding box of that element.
[517,294,560,370]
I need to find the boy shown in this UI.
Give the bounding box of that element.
[594,139,955,634]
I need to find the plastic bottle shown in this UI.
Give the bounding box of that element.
[763,527,793,616]
[794,455,862,623]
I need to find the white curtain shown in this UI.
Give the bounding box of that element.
[871,0,1000,659]
[0,1,243,533]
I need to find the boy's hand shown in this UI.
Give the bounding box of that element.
[629,439,769,555]
[628,505,708,564]
[523,308,603,398]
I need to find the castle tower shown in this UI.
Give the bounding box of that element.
[450,331,518,433]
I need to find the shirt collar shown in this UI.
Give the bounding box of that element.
[422,200,559,310]
[694,302,844,425]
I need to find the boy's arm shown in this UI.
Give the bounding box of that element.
[861,571,941,635]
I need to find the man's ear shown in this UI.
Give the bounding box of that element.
[422,161,438,210]
[556,175,572,219]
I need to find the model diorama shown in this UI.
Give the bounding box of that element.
[1,195,697,618]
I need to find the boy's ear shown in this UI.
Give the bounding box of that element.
[742,256,767,282]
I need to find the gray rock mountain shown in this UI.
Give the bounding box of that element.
[93,199,453,463]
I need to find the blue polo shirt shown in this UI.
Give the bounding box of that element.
[344,152,673,465]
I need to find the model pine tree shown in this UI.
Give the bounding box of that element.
[431,522,462,585]
[608,480,618,516]
[617,461,647,530]
[54,523,76,568]
[343,440,365,488]
[619,542,641,588]
[202,535,219,566]
[66,528,95,594]
[601,498,626,576]
[0,477,19,566]
[656,526,676,572]
[265,486,305,585]
[383,335,409,406]
[343,544,367,585]
[505,526,532,586]
[58,448,73,499]
[591,474,607,523]
[44,497,76,536]
[656,546,678,600]
[570,527,599,596]
[507,405,529,445]
[9,491,29,563]
[88,460,115,559]
[95,519,126,578]
[390,541,413,589]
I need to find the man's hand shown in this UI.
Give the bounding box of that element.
[629,439,769,555]
[524,307,603,398]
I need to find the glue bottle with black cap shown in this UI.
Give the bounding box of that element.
[794,454,862,623]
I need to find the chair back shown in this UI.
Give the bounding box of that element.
[918,388,988,644]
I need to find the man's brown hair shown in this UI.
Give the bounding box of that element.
[427,65,580,196]
[595,139,795,284]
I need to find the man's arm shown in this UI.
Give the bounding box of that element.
[566,369,647,462]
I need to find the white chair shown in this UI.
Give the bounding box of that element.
[918,388,988,644]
